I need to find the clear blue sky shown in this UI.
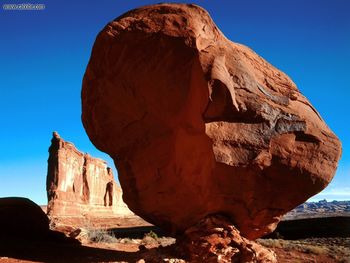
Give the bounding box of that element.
[0,0,349,205]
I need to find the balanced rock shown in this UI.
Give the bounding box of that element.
[81,3,341,239]
[46,132,132,219]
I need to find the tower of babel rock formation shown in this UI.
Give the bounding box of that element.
[46,132,132,218]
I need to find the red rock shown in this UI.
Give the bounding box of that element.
[0,197,50,240]
[46,132,132,219]
[178,215,277,262]
[81,3,342,239]
[0,197,78,244]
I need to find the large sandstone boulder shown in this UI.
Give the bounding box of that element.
[81,4,341,239]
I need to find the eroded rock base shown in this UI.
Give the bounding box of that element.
[178,215,277,263]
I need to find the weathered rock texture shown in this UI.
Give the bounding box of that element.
[179,215,277,263]
[81,3,341,240]
[47,132,132,218]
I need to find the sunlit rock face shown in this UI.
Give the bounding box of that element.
[46,132,132,218]
[81,3,341,239]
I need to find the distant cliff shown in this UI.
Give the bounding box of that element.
[265,200,350,239]
[283,199,350,220]
[46,132,132,218]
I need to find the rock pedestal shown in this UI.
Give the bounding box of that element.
[178,215,277,263]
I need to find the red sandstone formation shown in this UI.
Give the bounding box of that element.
[179,215,277,262]
[46,132,132,218]
[81,2,341,242]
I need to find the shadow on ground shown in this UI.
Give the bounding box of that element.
[109,225,165,239]
[0,240,128,263]
[0,239,177,263]
[0,226,179,263]
[265,216,350,239]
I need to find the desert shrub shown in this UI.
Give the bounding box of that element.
[257,239,283,248]
[87,228,117,243]
[257,239,329,255]
[140,230,161,247]
[301,245,328,255]
[145,230,158,239]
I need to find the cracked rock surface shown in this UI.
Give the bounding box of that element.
[82,3,341,239]
[178,215,277,263]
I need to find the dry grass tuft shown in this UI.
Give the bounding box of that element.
[87,228,118,243]
[258,239,328,255]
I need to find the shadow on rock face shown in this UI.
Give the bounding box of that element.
[0,197,50,241]
[0,197,79,247]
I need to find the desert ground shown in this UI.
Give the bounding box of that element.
[1,210,349,263]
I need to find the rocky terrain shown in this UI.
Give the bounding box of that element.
[284,200,350,220]
[264,200,350,242]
